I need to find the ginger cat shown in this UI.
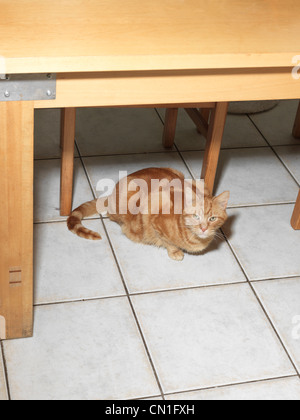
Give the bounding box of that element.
[67,168,230,261]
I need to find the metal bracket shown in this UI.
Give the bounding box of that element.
[0,73,56,101]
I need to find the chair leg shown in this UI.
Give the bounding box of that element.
[200,108,211,125]
[291,190,300,230]
[162,108,178,148]
[60,108,76,216]
[292,101,300,138]
[201,102,229,194]
[184,108,209,137]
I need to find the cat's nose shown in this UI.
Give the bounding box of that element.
[201,225,208,232]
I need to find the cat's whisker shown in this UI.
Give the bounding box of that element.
[188,230,200,243]
[215,231,225,239]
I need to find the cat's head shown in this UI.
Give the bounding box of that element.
[183,190,230,240]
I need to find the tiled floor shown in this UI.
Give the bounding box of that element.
[1,101,300,400]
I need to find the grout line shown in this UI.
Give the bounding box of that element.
[31,279,248,310]
[154,108,164,125]
[251,275,300,283]
[33,216,101,225]
[219,228,250,281]
[247,115,300,189]
[249,282,300,378]
[34,156,64,161]
[33,145,272,162]
[0,341,11,400]
[132,394,164,401]
[34,219,68,225]
[74,150,179,159]
[35,276,299,308]
[34,275,300,307]
[74,139,82,158]
[175,145,271,153]
[33,143,297,162]
[227,201,296,209]
[33,293,128,308]
[74,140,80,158]
[76,144,97,200]
[221,229,300,378]
[100,218,166,400]
[162,374,299,398]
[127,280,247,298]
[34,155,81,163]
[174,144,196,179]
[34,145,283,163]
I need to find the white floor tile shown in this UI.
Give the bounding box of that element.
[104,219,245,294]
[253,277,300,372]
[34,158,94,222]
[158,109,267,151]
[131,284,294,393]
[165,377,300,400]
[250,100,299,146]
[222,114,268,149]
[223,205,300,280]
[182,148,299,206]
[34,109,62,159]
[35,109,79,159]
[76,108,168,156]
[83,152,191,196]
[274,145,300,184]
[34,220,125,304]
[3,299,160,400]
[162,108,206,151]
[0,348,8,401]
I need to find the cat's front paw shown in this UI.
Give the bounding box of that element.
[168,248,184,261]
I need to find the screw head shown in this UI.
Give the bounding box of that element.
[46,90,52,96]
[46,74,52,79]
[4,90,10,97]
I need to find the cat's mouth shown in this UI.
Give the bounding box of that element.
[197,232,209,239]
[198,232,209,238]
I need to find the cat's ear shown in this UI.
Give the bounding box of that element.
[213,191,230,210]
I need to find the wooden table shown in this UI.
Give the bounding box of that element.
[0,0,300,340]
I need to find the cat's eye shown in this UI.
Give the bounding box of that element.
[209,216,217,222]
[193,214,200,220]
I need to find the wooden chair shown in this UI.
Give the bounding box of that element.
[291,191,300,230]
[162,103,228,193]
[291,101,300,230]
[60,108,76,216]
[59,103,229,216]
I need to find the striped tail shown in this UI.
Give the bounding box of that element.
[67,199,102,240]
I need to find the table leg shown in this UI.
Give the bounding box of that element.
[201,102,228,194]
[291,191,300,230]
[162,108,178,148]
[0,102,34,339]
[60,108,76,216]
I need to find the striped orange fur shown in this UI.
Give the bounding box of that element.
[67,168,230,260]
[67,199,101,240]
